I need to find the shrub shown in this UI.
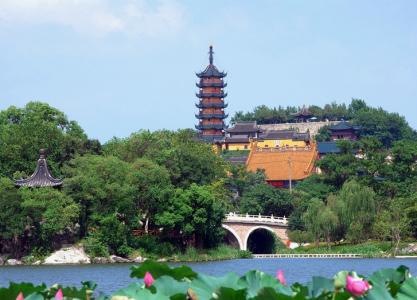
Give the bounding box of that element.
[83,236,109,258]
[129,235,177,257]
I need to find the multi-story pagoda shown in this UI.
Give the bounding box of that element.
[15,149,63,188]
[195,46,228,142]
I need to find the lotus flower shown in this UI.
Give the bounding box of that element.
[55,288,63,300]
[346,275,370,297]
[276,270,286,285]
[16,292,24,300]
[144,272,155,287]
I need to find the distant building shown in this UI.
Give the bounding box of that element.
[15,149,63,188]
[224,121,261,150]
[292,105,314,123]
[329,121,360,141]
[256,130,310,149]
[195,46,228,142]
[246,142,317,188]
[317,141,341,158]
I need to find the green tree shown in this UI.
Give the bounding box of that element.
[303,198,325,246]
[103,129,227,188]
[128,158,174,232]
[316,151,358,188]
[0,177,26,257]
[239,184,293,217]
[0,102,100,178]
[156,184,226,248]
[337,180,376,243]
[318,206,339,248]
[63,155,136,237]
[353,107,416,147]
[373,199,410,255]
[19,187,79,249]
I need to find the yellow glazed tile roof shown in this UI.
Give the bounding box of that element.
[246,144,317,181]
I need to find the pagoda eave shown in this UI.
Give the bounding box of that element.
[195,113,228,119]
[195,102,228,109]
[195,92,227,98]
[195,124,227,130]
[196,82,227,88]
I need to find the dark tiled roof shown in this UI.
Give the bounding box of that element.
[259,130,294,140]
[196,65,226,78]
[329,121,361,131]
[225,135,250,143]
[15,149,63,187]
[226,121,259,133]
[317,142,341,154]
[293,132,311,141]
[199,135,225,143]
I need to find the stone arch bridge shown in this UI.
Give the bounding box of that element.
[222,213,289,251]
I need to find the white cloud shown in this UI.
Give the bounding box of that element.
[0,0,185,37]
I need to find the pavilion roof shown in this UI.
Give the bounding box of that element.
[292,105,313,117]
[15,149,63,188]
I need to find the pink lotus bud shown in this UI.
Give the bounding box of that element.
[346,275,370,297]
[55,288,63,300]
[16,292,24,300]
[144,272,155,287]
[276,270,286,285]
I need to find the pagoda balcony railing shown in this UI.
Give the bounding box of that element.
[195,124,227,130]
[195,113,229,119]
[196,82,227,88]
[196,92,228,98]
[195,102,228,109]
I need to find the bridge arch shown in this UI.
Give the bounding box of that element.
[222,224,244,250]
[244,225,280,253]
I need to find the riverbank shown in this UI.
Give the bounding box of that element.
[278,241,417,258]
[0,245,252,266]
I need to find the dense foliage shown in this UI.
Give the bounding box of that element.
[2,261,417,299]
[0,102,231,258]
[0,99,417,258]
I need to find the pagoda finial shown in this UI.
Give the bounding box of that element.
[209,45,214,65]
[39,148,47,159]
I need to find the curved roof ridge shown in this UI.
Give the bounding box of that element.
[15,149,63,188]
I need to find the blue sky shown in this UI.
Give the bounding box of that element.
[1,0,416,142]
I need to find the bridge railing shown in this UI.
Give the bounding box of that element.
[224,212,288,225]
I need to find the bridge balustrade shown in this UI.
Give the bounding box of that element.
[224,212,288,225]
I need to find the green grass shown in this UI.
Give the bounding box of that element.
[221,150,250,159]
[276,241,409,258]
[170,245,252,262]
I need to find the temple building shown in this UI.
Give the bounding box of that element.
[246,142,317,188]
[256,130,311,149]
[195,46,228,142]
[292,105,314,122]
[329,121,360,141]
[15,149,63,188]
[223,121,261,150]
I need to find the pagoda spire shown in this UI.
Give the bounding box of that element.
[195,46,228,142]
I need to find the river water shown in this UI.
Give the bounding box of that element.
[1,258,417,295]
